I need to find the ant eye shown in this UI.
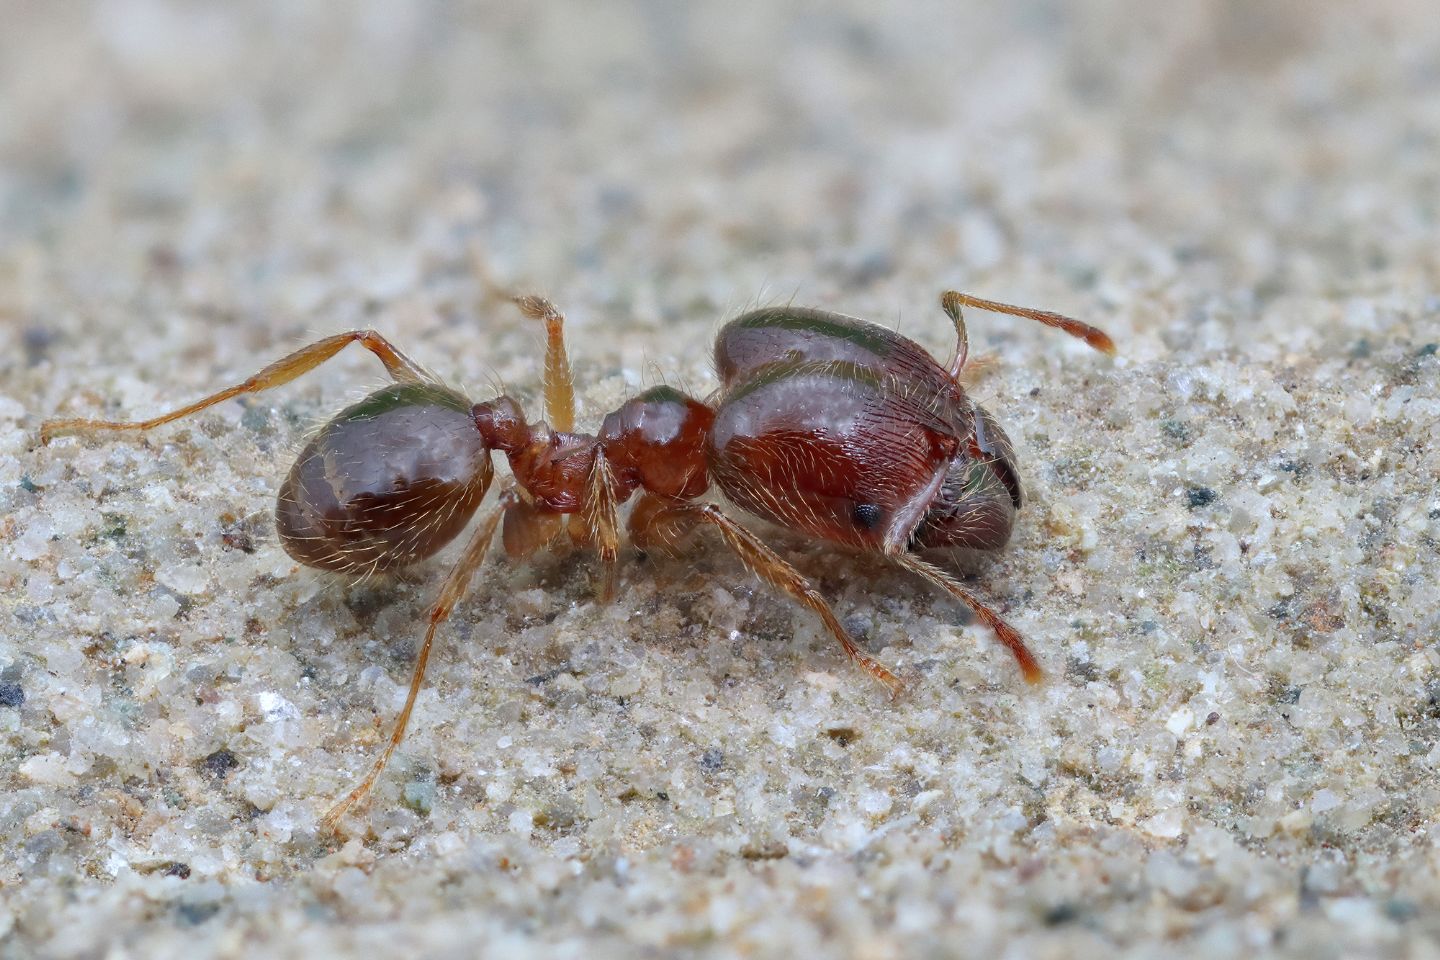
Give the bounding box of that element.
[851,502,883,530]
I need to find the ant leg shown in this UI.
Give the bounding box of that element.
[323,486,516,831]
[468,239,515,308]
[940,291,972,380]
[513,295,576,433]
[40,330,432,443]
[890,552,1043,684]
[634,500,902,695]
[575,450,620,602]
[502,494,564,559]
[939,291,1116,355]
[627,492,693,558]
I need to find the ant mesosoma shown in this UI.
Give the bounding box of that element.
[40,290,1114,827]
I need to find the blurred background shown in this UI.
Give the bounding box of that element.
[3,0,1435,373]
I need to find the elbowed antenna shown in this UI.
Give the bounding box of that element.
[941,291,1116,356]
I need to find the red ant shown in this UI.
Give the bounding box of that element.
[40,290,1114,828]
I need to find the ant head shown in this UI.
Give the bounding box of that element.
[910,405,1022,554]
[909,458,1016,553]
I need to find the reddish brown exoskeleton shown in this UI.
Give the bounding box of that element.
[40,290,1114,827]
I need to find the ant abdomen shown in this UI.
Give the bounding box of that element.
[276,382,494,574]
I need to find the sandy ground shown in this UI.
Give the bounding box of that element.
[2,2,1438,958]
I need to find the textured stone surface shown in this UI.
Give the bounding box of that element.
[2,3,1438,958]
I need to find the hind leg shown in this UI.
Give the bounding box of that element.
[323,487,516,831]
[41,330,431,443]
[513,295,577,433]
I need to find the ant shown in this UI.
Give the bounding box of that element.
[40,290,1114,828]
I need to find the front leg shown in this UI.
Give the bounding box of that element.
[629,497,902,695]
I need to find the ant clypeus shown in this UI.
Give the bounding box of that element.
[40,290,1114,829]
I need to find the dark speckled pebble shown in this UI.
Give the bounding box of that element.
[176,902,221,926]
[1186,486,1218,508]
[0,682,24,708]
[201,749,239,779]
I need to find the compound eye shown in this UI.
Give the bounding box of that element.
[851,502,884,530]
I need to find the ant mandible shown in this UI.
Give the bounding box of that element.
[40,290,1114,828]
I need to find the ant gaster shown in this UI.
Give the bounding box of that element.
[40,291,1115,827]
